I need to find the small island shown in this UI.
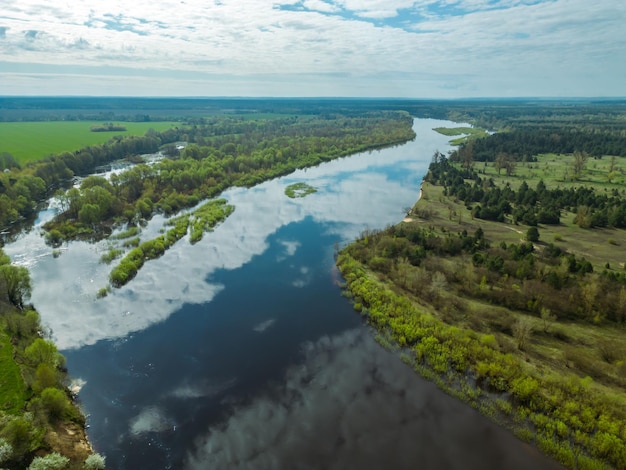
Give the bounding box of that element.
[285,182,317,198]
[433,126,487,145]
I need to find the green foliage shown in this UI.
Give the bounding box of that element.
[0,413,43,458]
[285,182,317,198]
[84,453,106,470]
[96,287,109,299]
[24,339,64,368]
[188,199,234,244]
[111,226,140,240]
[39,388,70,421]
[107,199,233,288]
[526,226,540,242]
[99,248,124,264]
[32,363,59,394]
[337,249,626,469]
[27,452,69,470]
[43,111,415,243]
[0,264,32,309]
[0,333,27,414]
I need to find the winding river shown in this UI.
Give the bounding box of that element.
[4,118,561,469]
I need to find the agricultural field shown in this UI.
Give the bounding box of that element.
[0,121,178,164]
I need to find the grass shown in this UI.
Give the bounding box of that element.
[0,331,28,414]
[0,121,179,164]
[478,153,626,190]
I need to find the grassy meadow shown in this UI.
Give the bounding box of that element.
[0,121,178,164]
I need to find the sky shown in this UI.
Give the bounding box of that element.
[0,0,624,97]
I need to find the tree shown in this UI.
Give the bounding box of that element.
[84,453,106,470]
[33,363,58,393]
[581,281,599,319]
[40,388,69,421]
[575,205,593,228]
[24,338,63,368]
[0,438,13,465]
[28,452,69,470]
[495,152,507,175]
[460,144,474,171]
[78,203,101,225]
[0,264,32,309]
[512,317,533,350]
[496,152,516,176]
[540,307,556,333]
[572,150,589,180]
[526,226,540,242]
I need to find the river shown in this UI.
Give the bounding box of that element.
[4,118,561,469]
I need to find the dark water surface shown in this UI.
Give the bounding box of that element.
[5,119,561,469]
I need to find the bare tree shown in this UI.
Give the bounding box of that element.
[512,317,534,350]
[572,150,590,180]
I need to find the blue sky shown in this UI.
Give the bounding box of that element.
[0,0,624,97]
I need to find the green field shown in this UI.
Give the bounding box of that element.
[0,121,179,164]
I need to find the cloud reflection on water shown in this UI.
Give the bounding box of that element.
[185,328,559,470]
[5,119,453,349]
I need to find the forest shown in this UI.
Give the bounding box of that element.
[337,111,626,469]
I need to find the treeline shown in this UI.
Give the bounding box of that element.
[43,112,415,242]
[0,249,104,469]
[452,128,626,162]
[89,123,127,132]
[343,218,626,325]
[428,153,626,228]
[0,111,413,234]
[0,133,165,229]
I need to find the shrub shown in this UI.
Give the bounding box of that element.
[40,388,69,420]
[526,226,540,242]
[84,453,106,470]
[28,452,69,470]
[0,438,13,464]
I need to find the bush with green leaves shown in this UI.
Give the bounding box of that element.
[28,452,69,470]
[84,453,106,470]
[0,437,13,464]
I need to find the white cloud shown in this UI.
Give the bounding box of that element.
[0,0,623,96]
[302,0,341,13]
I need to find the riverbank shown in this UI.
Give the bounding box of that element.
[0,251,102,468]
[337,160,626,468]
